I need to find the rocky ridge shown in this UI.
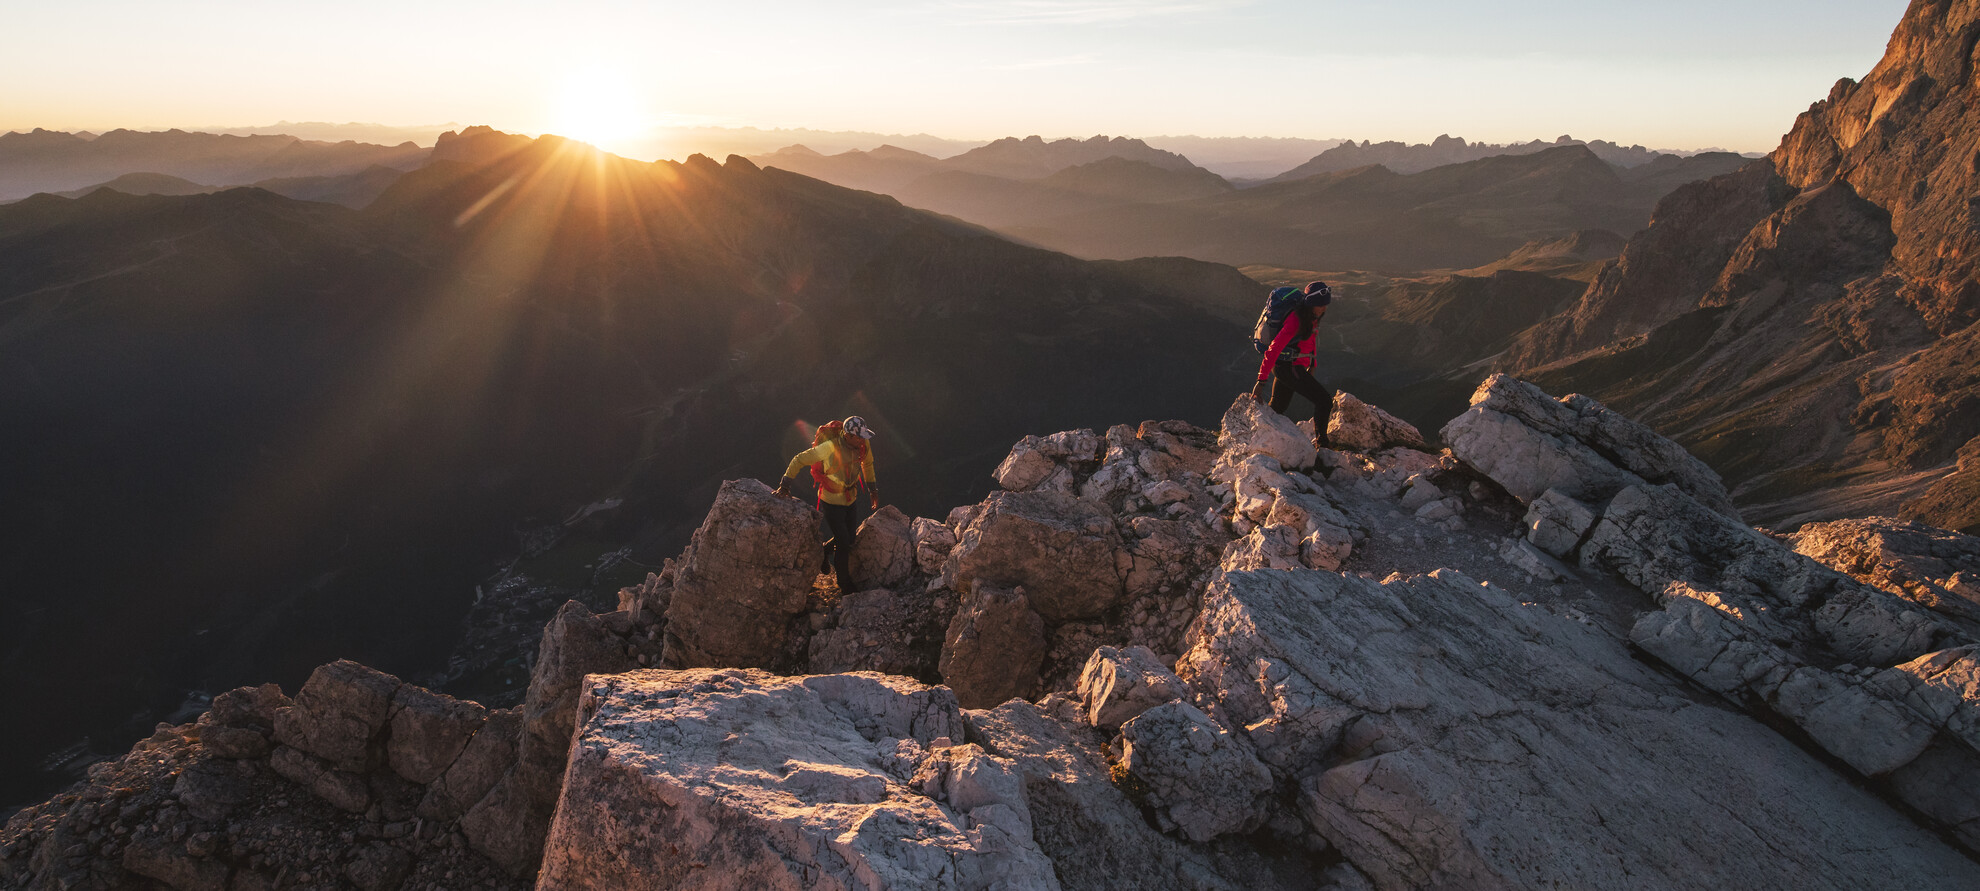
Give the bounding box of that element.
[6,379,1979,889]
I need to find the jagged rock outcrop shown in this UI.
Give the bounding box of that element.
[13,379,1980,889]
[1324,391,1425,453]
[662,478,822,670]
[1443,373,1739,518]
[1790,515,1980,622]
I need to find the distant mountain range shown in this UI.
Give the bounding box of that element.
[0,128,428,200]
[1264,134,1754,180]
[752,135,1749,272]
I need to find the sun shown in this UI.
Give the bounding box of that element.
[550,67,649,155]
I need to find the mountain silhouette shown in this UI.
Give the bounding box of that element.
[0,128,1261,806]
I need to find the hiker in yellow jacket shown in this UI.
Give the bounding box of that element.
[774,416,880,587]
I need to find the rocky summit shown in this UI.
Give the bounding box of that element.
[5,376,1977,889]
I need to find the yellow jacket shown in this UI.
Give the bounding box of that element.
[784,437,876,506]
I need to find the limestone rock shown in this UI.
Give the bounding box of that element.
[1441,373,1739,518]
[1118,701,1273,843]
[941,585,1048,709]
[1075,645,1188,730]
[851,504,916,590]
[1178,568,1977,889]
[269,745,370,813]
[808,587,925,676]
[1523,487,1597,558]
[386,684,487,785]
[965,701,1241,891]
[271,660,401,773]
[662,477,821,669]
[1327,391,1426,453]
[946,490,1126,622]
[536,669,1056,889]
[1219,395,1316,471]
[1220,524,1304,572]
[913,516,961,575]
[419,708,522,822]
[994,435,1059,491]
[1789,516,1980,621]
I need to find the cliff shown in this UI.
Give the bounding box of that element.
[1502,0,1980,532]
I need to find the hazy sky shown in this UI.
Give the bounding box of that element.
[6,0,1908,156]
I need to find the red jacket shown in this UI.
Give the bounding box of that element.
[1257,311,1317,381]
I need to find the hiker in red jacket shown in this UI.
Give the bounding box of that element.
[1249,281,1333,448]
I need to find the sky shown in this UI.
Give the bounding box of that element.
[4,0,1909,158]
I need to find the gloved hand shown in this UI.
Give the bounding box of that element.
[1249,380,1269,402]
[773,476,796,499]
[867,483,880,510]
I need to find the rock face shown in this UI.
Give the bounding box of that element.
[1500,0,1980,530]
[945,490,1127,623]
[662,478,822,670]
[1179,568,1978,889]
[536,669,1060,890]
[940,585,1049,709]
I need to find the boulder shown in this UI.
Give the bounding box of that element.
[941,585,1048,709]
[536,669,1058,889]
[1075,645,1188,730]
[1441,374,1739,518]
[386,684,487,785]
[1327,391,1426,453]
[945,490,1127,622]
[994,435,1059,491]
[913,516,961,575]
[271,660,401,773]
[851,504,916,590]
[662,478,821,669]
[1118,701,1273,842]
[1523,488,1598,558]
[1178,568,1978,889]
[1218,395,1316,471]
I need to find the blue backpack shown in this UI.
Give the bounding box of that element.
[1251,286,1308,352]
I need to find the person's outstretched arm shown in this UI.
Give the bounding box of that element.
[774,442,833,498]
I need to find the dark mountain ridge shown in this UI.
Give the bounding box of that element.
[0,129,1261,807]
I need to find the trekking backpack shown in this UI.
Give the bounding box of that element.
[1251,286,1307,352]
[808,421,867,497]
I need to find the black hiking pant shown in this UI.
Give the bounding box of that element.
[1270,362,1333,442]
[820,500,861,585]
